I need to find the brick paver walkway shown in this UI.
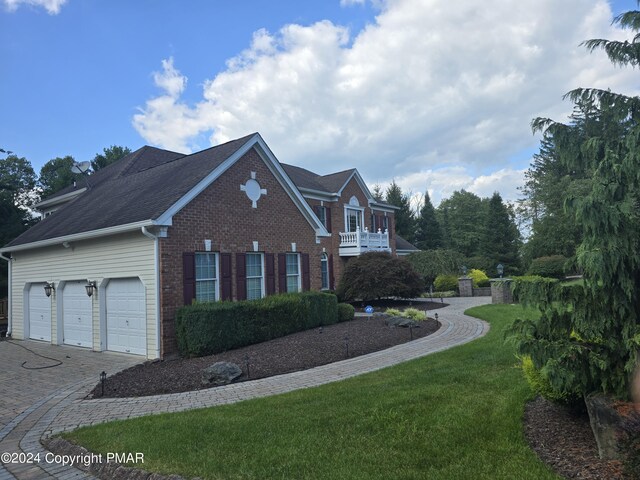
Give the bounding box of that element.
[0,296,490,479]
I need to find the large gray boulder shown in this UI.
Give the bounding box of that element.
[384,316,420,328]
[201,362,242,386]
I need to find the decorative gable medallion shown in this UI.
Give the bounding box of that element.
[240,171,267,208]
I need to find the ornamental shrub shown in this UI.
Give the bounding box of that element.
[405,249,463,287]
[402,308,427,321]
[519,355,577,404]
[468,269,489,287]
[176,292,338,357]
[336,252,423,302]
[337,303,355,322]
[528,255,567,279]
[434,274,458,292]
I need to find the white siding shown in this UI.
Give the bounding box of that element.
[10,231,158,358]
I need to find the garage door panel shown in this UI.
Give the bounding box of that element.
[63,281,93,348]
[106,278,146,356]
[29,284,51,342]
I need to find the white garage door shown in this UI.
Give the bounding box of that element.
[63,281,93,348]
[106,278,146,355]
[29,283,51,341]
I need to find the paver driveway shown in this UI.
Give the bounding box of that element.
[0,340,141,479]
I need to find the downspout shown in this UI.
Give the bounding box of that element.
[0,252,11,337]
[141,227,161,359]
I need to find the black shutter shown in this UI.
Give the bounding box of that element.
[266,253,275,295]
[328,254,335,290]
[278,253,287,293]
[220,253,232,300]
[325,207,332,233]
[183,252,196,305]
[236,253,247,300]
[302,253,310,291]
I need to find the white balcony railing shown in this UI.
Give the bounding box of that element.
[339,227,391,256]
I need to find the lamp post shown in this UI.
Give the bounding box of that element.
[461,265,468,277]
[497,264,504,279]
[100,371,107,396]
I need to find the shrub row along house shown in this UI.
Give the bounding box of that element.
[0,133,409,358]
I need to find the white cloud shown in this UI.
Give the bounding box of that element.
[2,0,66,14]
[133,0,639,202]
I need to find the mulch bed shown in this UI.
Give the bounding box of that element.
[350,298,448,312]
[524,396,630,479]
[90,308,441,399]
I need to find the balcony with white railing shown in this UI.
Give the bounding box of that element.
[339,227,391,256]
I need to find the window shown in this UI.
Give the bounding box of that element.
[195,253,218,302]
[246,253,264,300]
[286,253,301,292]
[317,206,327,227]
[321,254,329,290]
[346,208,362,232]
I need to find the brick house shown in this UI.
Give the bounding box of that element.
[0,133,398,358]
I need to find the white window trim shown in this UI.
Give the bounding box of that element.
[344,205,365,233]
[195,252,220,302]
[286,253,302,293]
[246,252,265,300]
[320,253,329,290]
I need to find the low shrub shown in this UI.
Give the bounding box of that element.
[528,255,567,279]
[402,307,427,321]
[176,292,338,357]
[519,355,578,404]
[434,274,458,292]
[337,303,355,322]
[384,307,426,321]
[468,268,489,287]
[477,279,491,288]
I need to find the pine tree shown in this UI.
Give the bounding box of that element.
[385,181,415,243]
[510,8,640,400]
[414,191,443,250]
[481,193,520,274]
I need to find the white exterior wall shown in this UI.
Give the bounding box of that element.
[9,231,158,358]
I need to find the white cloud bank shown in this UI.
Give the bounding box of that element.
[2,0,66,14]
[133,0,638,204]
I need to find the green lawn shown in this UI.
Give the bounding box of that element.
[64,304,559,480]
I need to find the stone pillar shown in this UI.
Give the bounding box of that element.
[458,277,473,297]
[490,278,513,304]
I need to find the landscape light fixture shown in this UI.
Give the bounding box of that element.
[497,264,504,278]
[100,371,107,396]
[43,282,55,297]
[85,281,97,297]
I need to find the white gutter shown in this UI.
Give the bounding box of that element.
[141,227,161,359]
[0,252,11,337]
[0,220,157,255]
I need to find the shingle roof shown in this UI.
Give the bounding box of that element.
[281,164,357,195]
[395,235,419,252]
[7,134,255,248]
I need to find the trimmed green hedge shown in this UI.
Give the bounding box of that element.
[337,303,355,322]
[176,292,338,357]
[528,255,567,279]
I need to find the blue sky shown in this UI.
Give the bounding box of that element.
[2,0,639,206]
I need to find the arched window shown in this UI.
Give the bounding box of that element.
[321,253,329,290]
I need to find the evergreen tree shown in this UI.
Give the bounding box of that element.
[510,8,640,400]
[385,181,415,243]
[481,192,521,275]
[371,184,384,201]
[436,190,484,257]
[414,190,443,250]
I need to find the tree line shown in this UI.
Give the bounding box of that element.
[381,182,521,276]
[0,146,131,296]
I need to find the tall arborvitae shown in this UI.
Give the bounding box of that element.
[414,190,443,250]
[385,181,415,243]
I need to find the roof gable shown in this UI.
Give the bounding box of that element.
[4,133,328,251]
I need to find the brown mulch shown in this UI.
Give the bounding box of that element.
[350,298,449,312]
[524,396,630,479]
[90,308,441,399]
